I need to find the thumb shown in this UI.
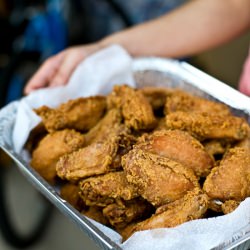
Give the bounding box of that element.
[24,52,65,94]
[50,48,88,87]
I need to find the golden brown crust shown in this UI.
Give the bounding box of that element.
[25,122,48,153]
[203,147,250,202]
[122,188,208,241]
[30,129,85,183]
[79,172,138,207]
[139,86,173,111]
[35,96,106,132]
[122,148,199,207]
[165,89,230,115]
[202,139,230,158]
[136,130,214,177]
[84,108,122,145]
[107,85,157,130]
[103,198,153,230]
[82,206,109,225]
[166,111,249,141]
[27,85,250,241]
[56,124,135,181]
[221,200,240,214]
[154,117,168,131]
[235,127,250,150]
[56,140,118,182]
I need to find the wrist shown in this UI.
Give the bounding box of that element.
[98,36,116,50]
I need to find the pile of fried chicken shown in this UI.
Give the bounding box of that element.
[27,85,250,241]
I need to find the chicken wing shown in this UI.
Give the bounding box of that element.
[122,148,199,207]
[108,85,156,130]
[203,147,250,203]
[166,111,249,141]
[56,124,135,181]
[30,129,85,183]
[56,138,118,182]
[165,89,230,115]
[103,198,154,230]
[84,108,122,145]
[79,172,138,207]
[35,96,106,132]
[122,188,208,241]
[136,130,214,177]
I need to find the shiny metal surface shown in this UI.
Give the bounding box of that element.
[0,57,250,250]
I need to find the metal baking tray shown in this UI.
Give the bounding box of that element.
[0,58,250,250]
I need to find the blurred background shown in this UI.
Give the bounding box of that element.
[0,0,249,249]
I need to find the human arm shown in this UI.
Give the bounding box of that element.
[24,0,250,94]
[101,0,250,58]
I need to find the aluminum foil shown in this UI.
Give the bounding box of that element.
[0,57,250,250]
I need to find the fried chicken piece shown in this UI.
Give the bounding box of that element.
[206,199,223,213]
[202,139,230,159]
[122,188,208,241]
[56,125,135,182]
[35,96,106,132]
[136,130,214,177]
[84,110,137,170]
[57,138,117,182]
[139,86,173,112]
[165,89,230,115]
[60,183,86,211]
[25,122,47,153]
[30,129,85,183]
[103,198,154,230]
[79,172,138,207]
[235,127,250,150]
[236,137,250,150]
[166,111,249,141]
[84,108,122,145]
[122,148,199,207]
[221,200,240,214]
[108,85,156,130]
[208,198,240,214]
[154,117,167,131]
[203,147,250,203]
[82,206,109,225]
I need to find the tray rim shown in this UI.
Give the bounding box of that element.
[133,57,250,114]
[1,57,250,250]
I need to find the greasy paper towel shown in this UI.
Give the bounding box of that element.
[11,45,250,250]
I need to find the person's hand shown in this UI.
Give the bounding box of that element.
[239,55,250,96]
[24,43,102,95]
